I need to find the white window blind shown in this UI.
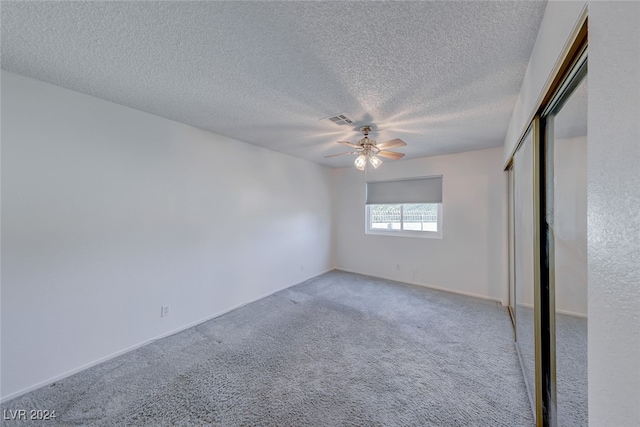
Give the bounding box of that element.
[366,176,443,205]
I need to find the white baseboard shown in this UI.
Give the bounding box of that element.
[515,303,588,319]
[517,302,534,309]
[335,268,504,304]
[555,308,588,318]
[1,268,333,403]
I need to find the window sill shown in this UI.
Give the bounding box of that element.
[365,229,443,239]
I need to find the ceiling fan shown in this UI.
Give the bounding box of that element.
[325,125,406,170]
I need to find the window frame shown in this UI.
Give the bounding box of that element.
[365,203,443,239]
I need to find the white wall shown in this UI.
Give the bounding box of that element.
[0,71,333,401]
[588,3,640,426]
[332,147,507,303]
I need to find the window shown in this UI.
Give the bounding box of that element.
[365,177,443,238]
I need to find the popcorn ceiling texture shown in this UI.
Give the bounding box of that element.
[0,1,546,167]
[0,271,533,426]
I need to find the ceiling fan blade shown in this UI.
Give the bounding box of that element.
[377,151,405,160]
[376,138,407,150]
[337,141,360,148]
[324,151,357,158]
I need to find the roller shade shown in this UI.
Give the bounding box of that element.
[366,176,442,205]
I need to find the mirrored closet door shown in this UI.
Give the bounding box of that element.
[512,127,536,420]
[506,16,587,426]
[544,58,588,427]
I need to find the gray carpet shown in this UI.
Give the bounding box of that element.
[515,304,536,418]
[556,313,588,427]
[2,271,533,426]
[515,306,588,426]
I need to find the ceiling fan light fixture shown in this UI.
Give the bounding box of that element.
[324,124,406,170]
[369,155,382,169]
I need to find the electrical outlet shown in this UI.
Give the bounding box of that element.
[396,264,400,270]
[161,306,170,318]
[300,265,304,271]
[414,265,419,273]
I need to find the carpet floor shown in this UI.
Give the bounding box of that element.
[516,306,588,426]
[2,271,533,426]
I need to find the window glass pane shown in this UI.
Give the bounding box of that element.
[402,203,438,231]
[370,204,401,230]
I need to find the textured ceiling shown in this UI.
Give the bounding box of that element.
[1,1,547,168]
